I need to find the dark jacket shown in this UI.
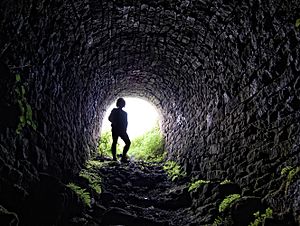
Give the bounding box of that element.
[108,108,128,134]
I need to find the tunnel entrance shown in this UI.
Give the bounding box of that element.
[99,97,166,161]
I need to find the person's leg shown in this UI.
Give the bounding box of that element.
[111,134,118,161]
[120,133,131,160]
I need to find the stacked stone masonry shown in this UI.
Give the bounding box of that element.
[0,0,300,224]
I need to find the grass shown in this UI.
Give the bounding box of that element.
[97,131,122,157]
[98,122,166,162]
[129,123,166,161]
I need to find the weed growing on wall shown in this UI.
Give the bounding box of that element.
[296,19,300,28]
[220,179,233,185]
[219,194,241,213]
[212,216,224,226]
[281,166,300,194]
[249,208,273,226]
[188,179,210,192]
[129,123,166,161]
[66,183,91,207]
[15,74,37,134]
[163,160,186,181]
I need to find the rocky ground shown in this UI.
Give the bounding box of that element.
[71,160,194,226]
[1,158,298,226]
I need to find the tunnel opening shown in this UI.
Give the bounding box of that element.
[1,0,300,225]
[98,97,166,162]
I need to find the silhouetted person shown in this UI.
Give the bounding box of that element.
[108,98,131,162]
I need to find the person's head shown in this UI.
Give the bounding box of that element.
[116,98,126,108]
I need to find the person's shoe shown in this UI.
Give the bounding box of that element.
[120,157,129,163]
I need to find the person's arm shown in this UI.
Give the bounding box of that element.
[108,109,115,122]
[125,112,128,129]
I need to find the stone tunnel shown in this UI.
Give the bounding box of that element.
[1,0,300,225]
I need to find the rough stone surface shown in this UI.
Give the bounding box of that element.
[0,0,300,224]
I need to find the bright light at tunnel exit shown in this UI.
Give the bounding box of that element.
[102,97,160,139]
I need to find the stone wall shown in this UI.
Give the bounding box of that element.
[0,0,300,223]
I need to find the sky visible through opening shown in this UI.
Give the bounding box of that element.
[102,97,160,139]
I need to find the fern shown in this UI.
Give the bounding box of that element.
[79,169,102,194]
[188,179,210,192]
[67,183,91,207]
[219,194,241,212]
[249,208,273,226]
[163,160,186,181]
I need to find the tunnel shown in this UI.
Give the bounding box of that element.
[1,0,300,225]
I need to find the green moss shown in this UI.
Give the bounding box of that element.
[66,183,91,207]
[219,194,241,213]
[188,179,210,192]
[249,208,273,226]
[163,160,186,181]
[79,169,102,194]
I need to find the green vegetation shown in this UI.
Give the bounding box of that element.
[219,194,241,213]
[296,19,300,28]
[129,123,166,161]
[15,74,37,134]
[86,160,109,169]
[281,166,293,176]
[97,131,122,157]
[213,216,224,226]
[98,122,165,161]
[249,208,273,226]
[163,160,186,181]
[66,183,91,207]
[220,179,233,185]
[79,169,102,194]
[281,166,300,194]
[188,179,210,192]
[280,165,300,193]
